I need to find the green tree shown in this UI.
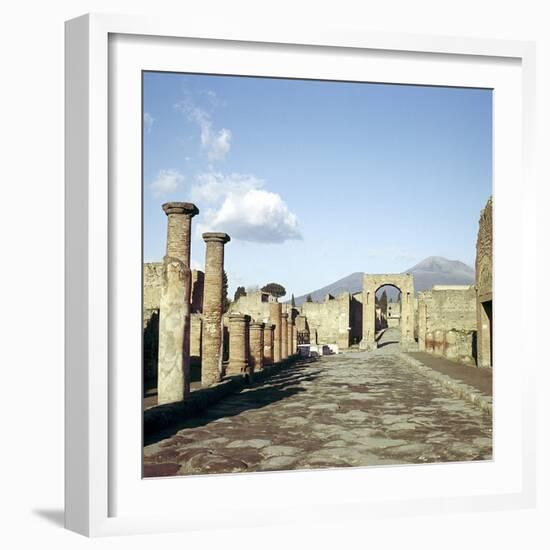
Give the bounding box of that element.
[306,293,313,303]
[261,282,287,299]
[291,293,296,307]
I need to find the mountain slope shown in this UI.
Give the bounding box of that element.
[292,256,474,305]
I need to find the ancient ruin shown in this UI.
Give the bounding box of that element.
[270,302,282,363]
[201,232,231,386]
[142,193,494,478]
[281,312,289,360]
[143,193,493,437]
[249,322,265,373]
[476,197,493,368]
[227,313,250,376]
[156,202,198,404]
[361,274,415,351]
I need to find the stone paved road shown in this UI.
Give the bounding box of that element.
[144,328,493,477]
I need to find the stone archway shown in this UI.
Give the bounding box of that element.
[360,273,415,351]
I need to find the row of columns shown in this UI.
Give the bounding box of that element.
[156,201,298,405]
[226,311,297,380]
[157,202,231,405]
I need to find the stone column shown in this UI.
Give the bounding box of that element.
[292,325,298,354]
[281,313,289,360]
[287,315,294,358]
[263,323,275,366]
[270,302,282,363]
[227,314,250,376]
[249,322,265,373]
[157,202,199,405]
[201,232,231,386]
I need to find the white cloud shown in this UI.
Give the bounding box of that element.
[149,169,184,198]
[175,98,232,161]
[191,172,264,203]
[143,112,155,133]
[192,172,301,243]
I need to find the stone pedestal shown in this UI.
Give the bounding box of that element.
[249,322,265,373]
[157,202,198,405]
[263,323,275,365]
[270,302,282,363]
[281,313,289,360]
[227,314,250,376]
[201,232,231,387]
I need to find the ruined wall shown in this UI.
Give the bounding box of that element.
[301,293,351,348]
[143,262,205,379]
[144,262,164,311]
[228,290,274,322]
[422,286,477,333]
[417,285,477,364]
[476,196,493,367]
[190,314,202,365]
[350,292,363,345]
[191,270,204,313]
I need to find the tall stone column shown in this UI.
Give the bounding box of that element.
[227,314,250,376]
[249,322,265,373]
[270,302,282,363]
[281,312,289,360]
[292,325,298,354]
[201,232,231,387]
[263,323,275,365]
[157,202,199,404]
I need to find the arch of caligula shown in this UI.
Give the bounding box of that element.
[360,273,416,351]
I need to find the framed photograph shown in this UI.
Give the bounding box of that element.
[65,13,536,536]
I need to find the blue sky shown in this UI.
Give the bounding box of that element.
[143,72,492,297]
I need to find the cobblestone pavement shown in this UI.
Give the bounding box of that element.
[143,328,493,477]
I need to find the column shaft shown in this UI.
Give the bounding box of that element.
[263,324,275,365]
[227,314,250,376]
[157,202,198,405]
[201,232,231,386]
[249,322,265,374]
[281,313,289,360]
[270,302,282,363]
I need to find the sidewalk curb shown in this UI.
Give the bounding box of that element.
[400,353,493,415]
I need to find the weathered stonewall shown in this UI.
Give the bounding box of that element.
[263,323,275,366]
[281,312,289,360]
[249,322,265,373]
[227,314,250,376]
[157,202,199,404]
[270,302,282,363]
[201,232,231,387]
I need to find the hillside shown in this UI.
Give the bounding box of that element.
[292,256,474,305]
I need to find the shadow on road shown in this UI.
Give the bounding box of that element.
[144,360,322,446]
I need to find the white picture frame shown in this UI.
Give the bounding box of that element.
[65,13,537,537]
